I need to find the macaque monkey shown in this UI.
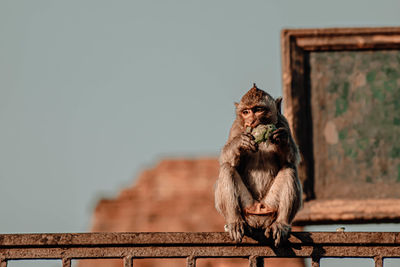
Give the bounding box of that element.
[214,84,302,247]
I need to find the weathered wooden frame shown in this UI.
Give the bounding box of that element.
[281,27,400,225]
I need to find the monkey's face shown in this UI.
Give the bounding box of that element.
[240,103,278,129]
[236,85,279,129]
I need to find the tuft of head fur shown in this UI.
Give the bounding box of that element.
[237,84,275,112]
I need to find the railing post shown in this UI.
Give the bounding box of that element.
[62,258,71,267]
[311,257,320,267]
[186,255,196,267]
[249,255,264,267]
[374,256,383,267]
[124,256,133,267]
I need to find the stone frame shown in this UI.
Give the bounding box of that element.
[281,27,400,225]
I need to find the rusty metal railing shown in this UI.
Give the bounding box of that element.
[0,232,399,267]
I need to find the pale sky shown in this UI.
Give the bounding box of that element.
[1,2,400,265]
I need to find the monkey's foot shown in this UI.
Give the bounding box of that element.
[224,220,245,243]
[244,202,277,215]
[265,222,291,247]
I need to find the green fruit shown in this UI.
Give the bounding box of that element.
[264,124,277,141]
[251,124,276,144]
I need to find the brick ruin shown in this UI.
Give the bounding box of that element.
[78,158,303,267]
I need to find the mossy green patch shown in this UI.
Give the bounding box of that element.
[356,138,369,150]
[343,82,350,97]
[327,82,339,93]
[385,67,400,80]
[371,85,385,101]
[397,164,400,182]
[343,144,358,159]
[391,146,400,159]
[366,71,376,83]
[334,82,350,116]
[338,129,347,140]
[384,80,396,92]
[335,98,348,116]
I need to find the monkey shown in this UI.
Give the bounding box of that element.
[214,84,302,247]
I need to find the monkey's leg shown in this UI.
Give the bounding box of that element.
[261,167,302,246]
[215,163,255,242]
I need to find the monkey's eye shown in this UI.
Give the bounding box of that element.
[254,107,266,113]
[242,110,250,115]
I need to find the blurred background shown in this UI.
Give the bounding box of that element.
[1,1,400,266]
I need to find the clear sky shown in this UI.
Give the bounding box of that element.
[1,0,399,237]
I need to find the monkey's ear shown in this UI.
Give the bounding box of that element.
[275,97,283,113]
[234,102,239,108]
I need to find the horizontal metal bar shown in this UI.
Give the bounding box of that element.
[1,244,400,259]
[0,232,399,261]
[0,232,399,247]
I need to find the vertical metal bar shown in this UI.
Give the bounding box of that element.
[186,256,196,267]
[62,258,71,267]
[124,256,133,267]
[374,256,383,267]
[249,256,264,267]
[311,257,320,267]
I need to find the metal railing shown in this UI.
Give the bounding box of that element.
[0,232,399,267]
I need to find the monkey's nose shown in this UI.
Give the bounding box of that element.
[245,120,257,128]
[248,122,258,128]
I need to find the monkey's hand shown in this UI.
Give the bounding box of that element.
[265,221,291,247]
[235,133,258,153]
[270,127,289,145]
[224,220,245,243]
[221,133,257,167]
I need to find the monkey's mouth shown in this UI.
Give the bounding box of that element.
[245,122,260,128]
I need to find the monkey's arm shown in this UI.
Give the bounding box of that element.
[215,121,258,242]
[219,121,257,167]
[270,114,300,165]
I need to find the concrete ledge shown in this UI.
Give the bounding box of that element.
[294,199,400,225]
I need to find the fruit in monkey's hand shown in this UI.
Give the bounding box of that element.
[246,124,277,144]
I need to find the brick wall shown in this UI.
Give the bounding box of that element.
[79,158,303,267]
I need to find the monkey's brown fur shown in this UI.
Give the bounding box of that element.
[214,84,302,247]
